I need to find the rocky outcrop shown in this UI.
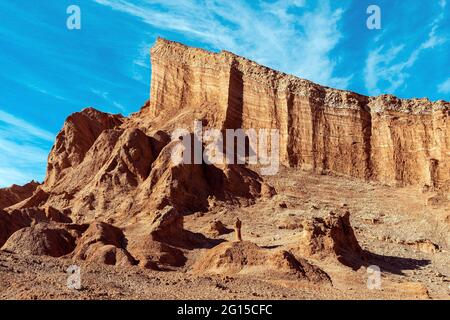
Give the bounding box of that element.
[127,236,186,270]
[204,219,232,237]
[140,38,449,191]
[192,241,331,283]
[1,223,76,257]
[22,110,270,224]
[44,107,124,188]
[15,37,444,227]
[71,222,136,266]
[0,207,70,247]
[292,211,364,269]
[147,206,184,243]
[0,181,40,209]
[0,210,28,247]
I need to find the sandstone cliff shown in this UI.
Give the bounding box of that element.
[136,38,449,191]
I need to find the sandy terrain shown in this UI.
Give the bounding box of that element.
[1,168,448,300]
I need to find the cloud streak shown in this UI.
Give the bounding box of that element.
[0,109,53,187]
[94,0,351,89]
[438,78,450,94]
[364,6,448,96]
[0,110,54,142]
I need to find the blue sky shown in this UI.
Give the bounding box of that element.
[0,0,449,187]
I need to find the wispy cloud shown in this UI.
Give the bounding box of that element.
[94,0,351,89]
[91,89,127,113]
[438,78,450,94]
[0,109,53,187]
[0,110,54,142]
[364,7,448,96]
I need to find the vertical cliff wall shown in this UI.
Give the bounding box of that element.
[138,38,449,190]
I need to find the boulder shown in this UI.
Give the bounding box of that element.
[294,211,364,268]
[1,223,75,257]
[72,222,135,266]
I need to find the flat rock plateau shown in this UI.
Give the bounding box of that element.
[0,38,449,300]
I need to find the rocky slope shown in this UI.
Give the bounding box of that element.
[0,38,448,300]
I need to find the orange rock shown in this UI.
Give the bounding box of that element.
[0,181,40,209]
[1,223,75,257]
[71,222,136,266]
[192,241,331,283]
[127,235,186,270]
[142,38,449,191]
[294,211,364,268]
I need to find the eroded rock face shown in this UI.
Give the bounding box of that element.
[0,181,40,209]
[22,38,446,226]
[148,206,184,243]
[71,222,136,266]
[0,207,69,247]
[141,38,449,191]
[294,211,364,269]
[45,108,124,188]
[19,107,269,224]
[0,38,448,284]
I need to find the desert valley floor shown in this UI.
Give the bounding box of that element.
[1,168,448,300]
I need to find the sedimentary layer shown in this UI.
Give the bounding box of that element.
[139,38,449,190]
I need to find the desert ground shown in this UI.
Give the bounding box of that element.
[1,167,448,300]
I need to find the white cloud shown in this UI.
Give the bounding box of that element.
[0,109,53,187]
[91,89,127,113]
[94,0,351,89]
[364,11,447,95]
[0,168,38,188]
[439,0,447,8]
[438,78,450,93]
[0,110,54,142]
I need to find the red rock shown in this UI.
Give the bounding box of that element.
[192,241,330,283]
[143,38,449,191]
[45,107,124,188]
[1,223,75,257]
[71,222,135,266]
[0,181,40,209]
[294,211,364,268]
[127,236,186,270]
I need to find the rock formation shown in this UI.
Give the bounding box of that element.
[11,107,271,225]
[1,223,76,257]
[192,241,331,283]
[127,235,186,270]
[292,211,364,269]
[5,37,446,228]
[0,181,40,209]
[234,218,242,241]
[0,38,448,292]
[139,38,449,191]
[71,222,136,266]
[205,219,232,237]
